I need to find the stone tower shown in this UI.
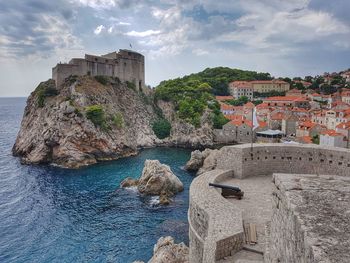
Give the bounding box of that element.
[52,49,145,92]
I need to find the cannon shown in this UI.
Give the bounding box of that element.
[209,183,244,199]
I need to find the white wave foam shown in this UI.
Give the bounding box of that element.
[149,196,160,206]
[124,186,138,193]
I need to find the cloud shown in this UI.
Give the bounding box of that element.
[125,30,161,37]
[74,0,144,9]
[0,0,81,58]
[94,25,106,35]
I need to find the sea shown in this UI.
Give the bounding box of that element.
[0,97,195,263]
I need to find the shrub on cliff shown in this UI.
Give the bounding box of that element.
[35,80,58,107]
[94,75,109,85]
[152,119,171,139]
[113,112,124,129]
[85,105,107,129]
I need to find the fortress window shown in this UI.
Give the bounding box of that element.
[95,58,98,61]
[338,162,343,165]
[105,59,108,63]
[265,156,268,160]
[347,164,350,167]
[124,62,127,66]
[329,160,333,164]
[320,159,324,163]
[309,158,312,161]
[273,156,276,159]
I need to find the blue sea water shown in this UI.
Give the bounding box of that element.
[0,98,195,263]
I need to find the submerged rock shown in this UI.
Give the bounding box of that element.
[120,177,139,188]
[138,160,184,195]
[184,148,213,171]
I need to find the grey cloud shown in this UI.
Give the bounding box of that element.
[0,0,78,58]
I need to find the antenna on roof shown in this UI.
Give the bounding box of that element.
[129,43,132,49]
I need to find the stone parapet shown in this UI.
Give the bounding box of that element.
[268,173,350,263]
[189,169,244,262]
[215,143,350,178]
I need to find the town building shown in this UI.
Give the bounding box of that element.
[263,96,310,109]
[319,130,347,148]
[250,80,290,93]
[52,50,145,91]
[228,81,254,100]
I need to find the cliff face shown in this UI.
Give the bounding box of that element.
[13,76,159,168]
[13,76,214,168]
[157,101,214,148]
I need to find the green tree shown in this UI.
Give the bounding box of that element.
[152,119,171,139]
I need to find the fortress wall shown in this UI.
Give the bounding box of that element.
[189,144,350,262]
[52,64,80,88]
[52,50,145,91]
[189,169,244,263]
[215,144,350,178]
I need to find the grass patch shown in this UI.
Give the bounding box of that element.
[112,112,124,129]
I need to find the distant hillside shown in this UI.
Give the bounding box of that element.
[156,67,272,95]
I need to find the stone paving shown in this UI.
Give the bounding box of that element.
[217,174,273,262]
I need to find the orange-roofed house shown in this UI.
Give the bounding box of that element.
[214,117,267,144]
[268,111,285,130]
[336,121,350,139]
[296,121,326,138]
[215,95,234,102]
[286,88,303,97]
[341,91,350,104]
[220,103,235,115]
[320,130,347,148]
[263,96,310,109]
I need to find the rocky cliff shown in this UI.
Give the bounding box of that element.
[13,76,215,168]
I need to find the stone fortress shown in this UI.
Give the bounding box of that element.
[52,49,145,91]
[189,143,350,262]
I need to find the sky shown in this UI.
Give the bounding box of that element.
[0,0,350,97]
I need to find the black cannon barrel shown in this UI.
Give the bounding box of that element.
[209,183,241,192]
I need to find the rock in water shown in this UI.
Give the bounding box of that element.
[184,148,213,171]
[138,160,184,195]
[148,236,189,263]
[120,177,139,188]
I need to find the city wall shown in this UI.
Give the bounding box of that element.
[188,144,350,262]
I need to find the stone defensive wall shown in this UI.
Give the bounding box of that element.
[215,143,350,178]
[188,143,350,262]
[189,169,244,262]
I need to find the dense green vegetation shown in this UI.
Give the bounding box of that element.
[225,96,249,106]
[157,67,272,96]
[85,105,107,129]
[94,75,109,85]
[126,81,136,91]
[152,119,171,139]
[35,80,59,107]
[154,67,272,128]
